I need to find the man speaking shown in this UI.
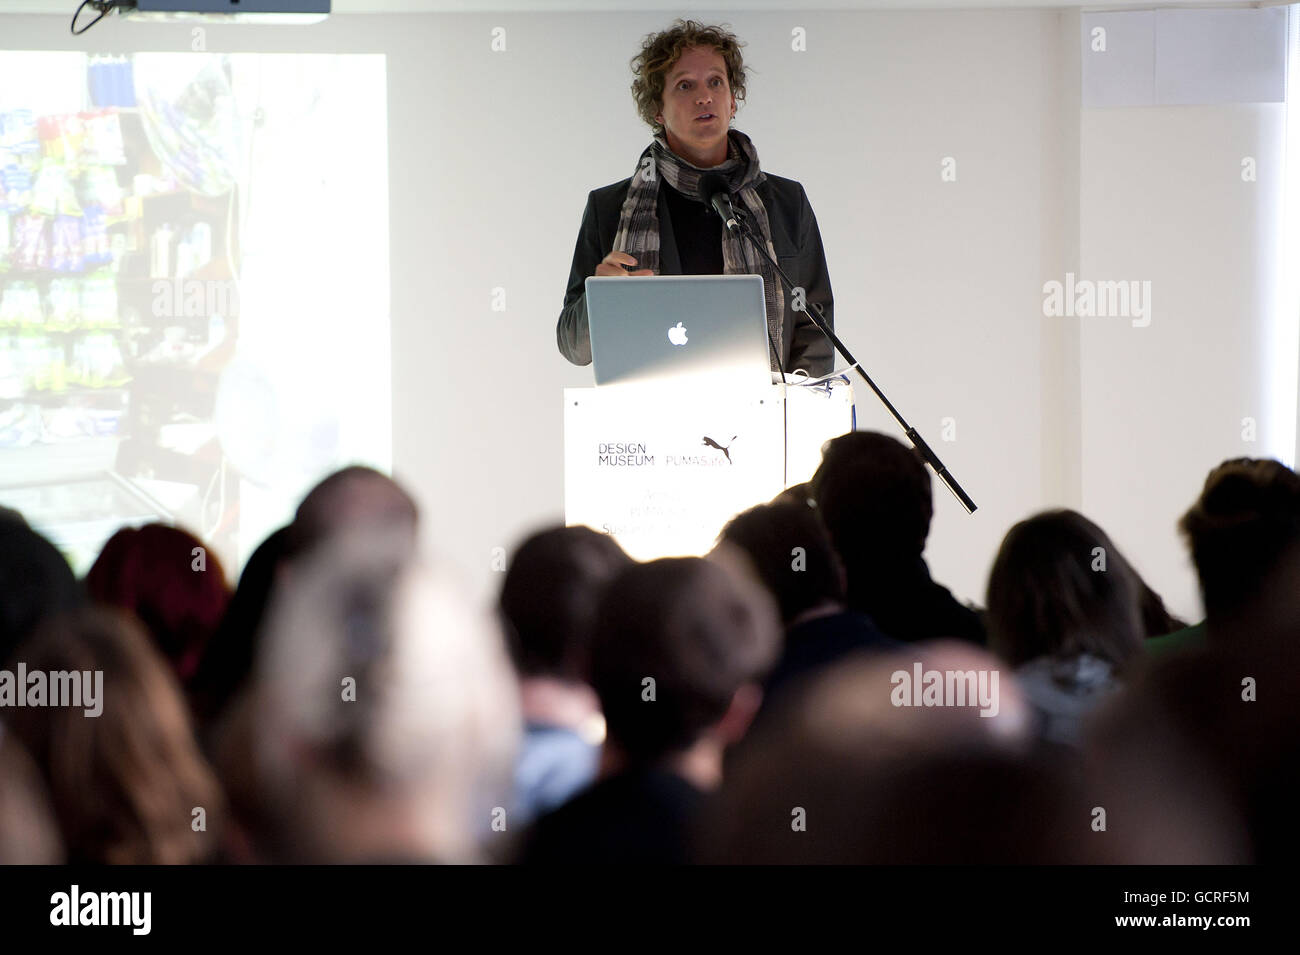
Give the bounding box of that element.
[556,19,835,378]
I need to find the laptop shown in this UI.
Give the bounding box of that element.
[584,274,772,387]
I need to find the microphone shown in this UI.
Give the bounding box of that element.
[698,172,741,234]
[697,170,783,381]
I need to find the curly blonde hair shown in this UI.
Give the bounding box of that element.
[630,19,749,136]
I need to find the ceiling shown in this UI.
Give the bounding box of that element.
[0,0,1278,14]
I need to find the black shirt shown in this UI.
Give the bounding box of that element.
[763,610,902,709]
[663,179,723,275]
[845,556,987,647]
[521,767,704,865]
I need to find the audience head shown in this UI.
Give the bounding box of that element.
[499,525,632,681]
[810,431,933,569]
[1082,650,1255,863]
[3,607,223,864]
[0,520,83,667]
[8,451,1296,868]
[1178,457,1300,629]
[589,554,781,766]
[770,482,813,508]
[1083,533,1300,863]
[0,734,64,864]
[188,525,293,729]
[718,501,845,625]
[85,523,231,684]
[254,528,518,863]
[290,464,419,559]
[986,509,1144,670]
[701,646,1061,863]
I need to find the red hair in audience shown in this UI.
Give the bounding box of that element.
[86,523,230,685]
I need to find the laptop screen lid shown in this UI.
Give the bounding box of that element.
[584,274,771,388]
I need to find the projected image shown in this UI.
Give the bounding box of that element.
[0,51,390,576]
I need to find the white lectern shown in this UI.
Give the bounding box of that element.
[564,379,854,560]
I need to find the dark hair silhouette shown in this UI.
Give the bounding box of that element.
[0,519,83,667]
[590,557,779,761]
[290,465,418,558]
[986,509,1144,669]
[188,525,293,730]
[499,525,631,680]
[1179,458,1300,625]
[811,431,933,566]
[719,501,844,625]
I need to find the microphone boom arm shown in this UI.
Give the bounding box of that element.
[722,199,977,514]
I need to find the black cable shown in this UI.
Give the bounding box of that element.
[734,204,837,364]
[71,1,124,36]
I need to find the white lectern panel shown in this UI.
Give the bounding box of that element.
[564,380,853,560]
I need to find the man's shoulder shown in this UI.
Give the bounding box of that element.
[760,172,807,205]
[522,768,702,863]
[761,171,803,193]
[589,176,634,206]
[532,768,701,833]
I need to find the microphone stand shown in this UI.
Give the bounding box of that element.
[726,206,977,514]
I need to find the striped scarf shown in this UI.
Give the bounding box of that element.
[612,128,785,370]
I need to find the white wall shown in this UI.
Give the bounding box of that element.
[1079,103,1288,619]
[2,6,1291,623]
[1077,8,1291,620]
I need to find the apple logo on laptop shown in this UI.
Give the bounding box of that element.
[668,322,689,346]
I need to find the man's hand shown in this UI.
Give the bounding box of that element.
[594,251,655,277]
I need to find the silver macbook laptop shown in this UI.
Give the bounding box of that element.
[584,274,771,387]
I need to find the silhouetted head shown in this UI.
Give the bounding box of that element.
[1178,457,1300,630]
[589,556,781,763]
[718,501,845,625]
[810,431,933,569]
[0,734,64,864]
[290,465,419,559]
[4,607,223,864]
[255,528,518,863]
[499,525,632,681]
[0,519,83,667]
[699,647,1065,863]
[188,525,293,729]
[769,482,813,508]
[985,509,1145,669]
[86,523,231,684]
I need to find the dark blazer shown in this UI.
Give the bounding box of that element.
[556,173,836,376]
